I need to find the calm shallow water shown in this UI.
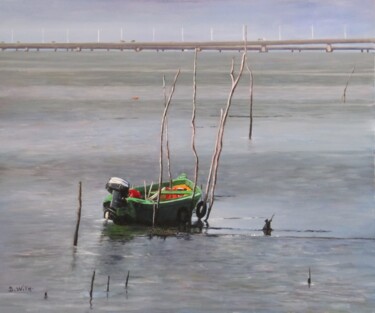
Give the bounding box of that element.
[0,51,374,312]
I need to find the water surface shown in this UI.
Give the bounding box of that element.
[0,51,374,312]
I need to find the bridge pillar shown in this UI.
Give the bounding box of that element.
[326,44,333,53]
[260,45,268,53]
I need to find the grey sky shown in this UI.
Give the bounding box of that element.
[0,0,373,42]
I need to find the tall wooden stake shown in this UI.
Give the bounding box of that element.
[308,267,311,288]
[204,52,247,222]
[106,275,110,293]
[242,25,254,140]
[191,48,199,206]
[89,270,96,300]
[156,69,181,216]
[73,181,82,247]
[342,65,355,103]
[163,76,173,187]
[125,270,130,290]
[247,61,254,140]
[208,109,224,210]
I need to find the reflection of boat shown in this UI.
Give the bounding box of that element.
[103,173,206,226]
[101,223,146,242]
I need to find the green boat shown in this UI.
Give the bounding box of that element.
[103,173,206,226]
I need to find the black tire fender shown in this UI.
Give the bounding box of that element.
[196,201,207,219]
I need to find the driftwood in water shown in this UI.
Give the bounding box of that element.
[73,181,82,247]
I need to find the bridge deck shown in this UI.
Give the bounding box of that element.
[1,38,374,52]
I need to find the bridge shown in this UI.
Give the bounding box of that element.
[0,38,374,53]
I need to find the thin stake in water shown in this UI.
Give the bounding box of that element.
[73,181,82,247]
[308,267,311,288]
[342,65,356,103]
[125,270,130,290]
[106,275,110,293]
[90,270,96,300]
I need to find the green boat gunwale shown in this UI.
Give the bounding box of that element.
[103,174,204,226]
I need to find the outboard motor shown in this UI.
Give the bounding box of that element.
[106,177,130,209]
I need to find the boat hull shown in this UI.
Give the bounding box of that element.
[103,174,203,226]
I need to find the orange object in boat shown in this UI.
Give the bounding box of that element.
[164,184,191,200]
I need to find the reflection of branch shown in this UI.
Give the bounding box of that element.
[342,65,355,103]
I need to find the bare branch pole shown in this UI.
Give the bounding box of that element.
[106,276,110,293]
[243,25,255,140]
[125,270,130,290]
[204,51,247,222]
[89,270,95,300]
[148,181,154,199]
[246,62,254,140]
[163,76,173,187]
[342,65,356,103]
[191,48,200,205]
[207,109,224,210]
[73,181,82,247]
[156,70,181,221]
[203,106,226,205]
[152,202,156,226]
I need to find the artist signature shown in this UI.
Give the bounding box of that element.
[8,285,32,293]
